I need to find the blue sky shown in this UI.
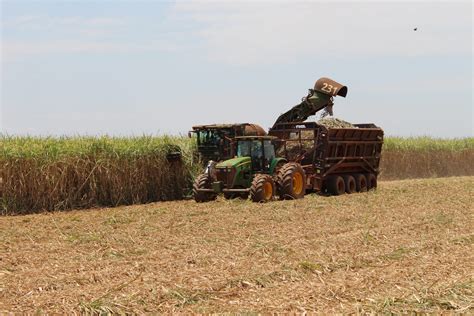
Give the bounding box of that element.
[1,0,472,137]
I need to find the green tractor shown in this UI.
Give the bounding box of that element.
[193,136,307,203]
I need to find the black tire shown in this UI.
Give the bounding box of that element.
[193,174,217,202]
[277,162,306,200]
[355,173,368,192]
[327,175,345,195]
[250,174,275,203]
[366,173,377,190]
[343,175,356,194]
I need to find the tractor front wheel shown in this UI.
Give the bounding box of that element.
[193,174,217,202]
[277,163,306,200]
[250,174,275,203]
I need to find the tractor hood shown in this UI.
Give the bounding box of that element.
[216,156,250,168]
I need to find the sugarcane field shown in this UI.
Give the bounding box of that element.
[1,1,473,314]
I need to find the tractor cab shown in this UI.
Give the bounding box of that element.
[235,136,277,172]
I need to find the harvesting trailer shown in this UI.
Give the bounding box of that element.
[269,122,384,195]
[193,136,307,203]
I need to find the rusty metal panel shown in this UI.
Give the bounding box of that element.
[314,77,348,97]
[268,120,384,188]
[244,124,267,136]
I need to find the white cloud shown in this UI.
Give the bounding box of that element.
[171,1,472,65]
[1,14,179,62]
[5,3,470,64]
[3,15,126,31]
[2,39,178,62]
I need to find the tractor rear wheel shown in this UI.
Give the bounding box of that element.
[277,163,306,200]
[327,175,345,195]
[250,174,275,203]
[193,174,217,202]
[366,173,377,190]
[343,175,356,194]
[355,173,368,192]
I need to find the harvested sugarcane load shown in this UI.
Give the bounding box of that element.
[317,117,355,128]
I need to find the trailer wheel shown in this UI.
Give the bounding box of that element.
[250,174,275,203]
[327,175,345,195]
[277,163,306,200]
[366,173,377,190]
[355,174,367,192]
[193,174,217,202]
[343,175,356,194]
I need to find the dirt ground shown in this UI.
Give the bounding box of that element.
[0,177,472,313]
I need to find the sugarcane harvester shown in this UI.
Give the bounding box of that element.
[192,77,383,203]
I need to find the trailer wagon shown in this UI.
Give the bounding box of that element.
[269,122,384,195]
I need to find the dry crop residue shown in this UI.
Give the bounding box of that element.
[0,177,473,313]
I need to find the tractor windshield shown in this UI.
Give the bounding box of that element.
[198,130,220,146]
[237,140,262,158]
[237,139,275,171]
[237,140,250,157]
[263,140,275,161]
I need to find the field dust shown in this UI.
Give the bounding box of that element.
[0,177,472,313]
